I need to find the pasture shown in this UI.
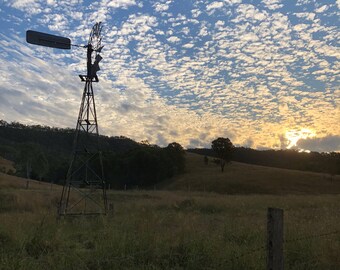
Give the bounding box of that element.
[0,153,339,269]
[0,157,15,174]
[165,153,340,194]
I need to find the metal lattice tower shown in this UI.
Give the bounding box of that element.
[58,22,107,217]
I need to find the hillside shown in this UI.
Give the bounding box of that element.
[162,152,340,194]
[2,152,340,195]
[0,121,185,187]
[188,147,340,175]
[0,157,15,174]
[0,171,60,190]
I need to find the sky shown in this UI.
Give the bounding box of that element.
[0,0,339,152]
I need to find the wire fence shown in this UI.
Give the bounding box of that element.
[283,229,340,268]
[220,209,340,268]
[284,230,339,244]
[91,227,339,269]
[29,204,339,269]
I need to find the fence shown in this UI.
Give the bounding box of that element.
[103,203,338,269]
[221,207,339,270]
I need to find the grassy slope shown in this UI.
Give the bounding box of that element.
[1,152,339,195]
[0,157,15,174]
[163,152,340,194]
[0,162,339,269]
[0,172,60,190]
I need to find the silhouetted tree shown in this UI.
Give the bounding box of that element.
[166,142,186,174]
[204,155,209,165]
[211,137,234,172]
[15,143,49,187]
[33,151,49,181]
[0,121,187,187]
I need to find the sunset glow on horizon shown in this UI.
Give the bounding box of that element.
[285,128,316,150]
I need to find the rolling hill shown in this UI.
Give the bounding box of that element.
[162,152,340,194]
[0,156,15,174]
[1,152,340,195]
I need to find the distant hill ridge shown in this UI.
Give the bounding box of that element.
[0,120,139,158]
[0,120,339,177]
[188,147,340,175]
[0,120,186,188]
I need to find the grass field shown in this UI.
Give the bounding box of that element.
[0,157,15,174]
[164,153,340,194]
[0,153,340,269]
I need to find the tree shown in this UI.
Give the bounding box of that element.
[16,143,49,181]
[166,142,186,174]
[211,137,234,172]
[32,151,49,181]
[204,155,209,165]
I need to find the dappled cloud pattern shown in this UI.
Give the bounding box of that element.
[0,0,339,151]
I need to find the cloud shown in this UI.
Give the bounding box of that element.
[167,36,180,43]
[262,0,283,10]
[315,5,329,13]
[154,2,170,12]
[7,0,43,15]
[183,43,194,48]
[297,135,340,152]
[295,12,316,21]
[105,0,136,9]
[206,2,224,11]
[0,0,339,152]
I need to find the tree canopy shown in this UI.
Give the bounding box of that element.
[211,137,234,172]
[0,120,186,188]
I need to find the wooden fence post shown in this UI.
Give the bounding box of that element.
[267,207,284,270]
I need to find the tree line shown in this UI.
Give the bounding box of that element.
[189,145,340,175]
[0,120,185,188]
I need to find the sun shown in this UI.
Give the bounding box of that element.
[285,128,316,150]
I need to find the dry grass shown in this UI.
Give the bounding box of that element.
[163,152,340,194]
[0,172,60,191]
[0,184,339,269]
[0,157,15,174]
[0,154,340,269]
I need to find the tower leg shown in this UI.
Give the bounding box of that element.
[58,79,107,217]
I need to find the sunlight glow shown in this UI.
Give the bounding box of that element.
[285,128,316,150]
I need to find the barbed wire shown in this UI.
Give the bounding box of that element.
[109,244,267,267]
[284,230,339,244]
[102,246,155,263]
[286,257,321,269]
[285,249,340,268]
[222,229,339,265]
[224,244,266,265]
[42,228,339,269]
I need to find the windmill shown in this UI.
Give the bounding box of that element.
[26,22,108,217]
